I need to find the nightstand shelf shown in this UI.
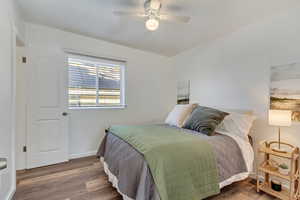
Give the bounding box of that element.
[258,182,290,200]
[259,161,291,180]
[259,141,300,159]
[257,141,300,200]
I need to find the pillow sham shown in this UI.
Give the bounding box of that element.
[183,106,229,136]
[215,112,256,141]
[165,104,198,128]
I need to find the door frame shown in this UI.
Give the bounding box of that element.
[11,19,25,195]
[10,21,17,199]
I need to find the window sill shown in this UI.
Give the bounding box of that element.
[68,105,127,110]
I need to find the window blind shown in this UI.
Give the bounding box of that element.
[68,54,125,108]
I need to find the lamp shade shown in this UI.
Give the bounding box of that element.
[269,110,292,127]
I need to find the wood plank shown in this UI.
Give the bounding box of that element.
[15,156,277,200]
[17,156,99,181]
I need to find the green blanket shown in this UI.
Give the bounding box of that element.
[109,125,220,200]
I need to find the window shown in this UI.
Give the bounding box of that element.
[68,53,125,108]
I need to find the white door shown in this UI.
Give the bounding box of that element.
[27,50,69,169]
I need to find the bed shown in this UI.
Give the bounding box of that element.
[97,122,254,200]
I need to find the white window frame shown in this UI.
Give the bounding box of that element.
[67,53,126,110]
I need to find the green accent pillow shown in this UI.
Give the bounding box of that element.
[183,106,229,136]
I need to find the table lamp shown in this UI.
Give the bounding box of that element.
[269,110,292,153]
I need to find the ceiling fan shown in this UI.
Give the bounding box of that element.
[114,0,191,31]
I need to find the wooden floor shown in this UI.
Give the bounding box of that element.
[14,156,275,200]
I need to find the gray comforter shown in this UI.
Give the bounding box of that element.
[97,125,247,200]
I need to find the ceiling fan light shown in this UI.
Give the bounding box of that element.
[145,18,159,31]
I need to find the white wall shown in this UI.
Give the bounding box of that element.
[16,23,176,169]
[0,5,13,199]
[0,0,24,199]
[172,5,300,167]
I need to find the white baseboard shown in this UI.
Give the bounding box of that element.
[69,150,97,160]
[16,151,98,170]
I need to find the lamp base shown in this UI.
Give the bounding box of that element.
[272,127,287,153]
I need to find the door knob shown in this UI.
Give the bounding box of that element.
[62,112,68,116]
[0,158,7,170]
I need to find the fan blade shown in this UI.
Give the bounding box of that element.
[159,15,191,23]
[113,11,146,18]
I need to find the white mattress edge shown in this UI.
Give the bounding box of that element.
[101,157,134,200]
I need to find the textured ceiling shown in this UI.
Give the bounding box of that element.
[16,0,299,56]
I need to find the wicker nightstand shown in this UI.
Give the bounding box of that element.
[257,141,300,200]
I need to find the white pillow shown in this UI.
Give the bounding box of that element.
[216,112,256,141]
[165,104,197,128]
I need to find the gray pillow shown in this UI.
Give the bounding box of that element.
[183,106,229,136]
